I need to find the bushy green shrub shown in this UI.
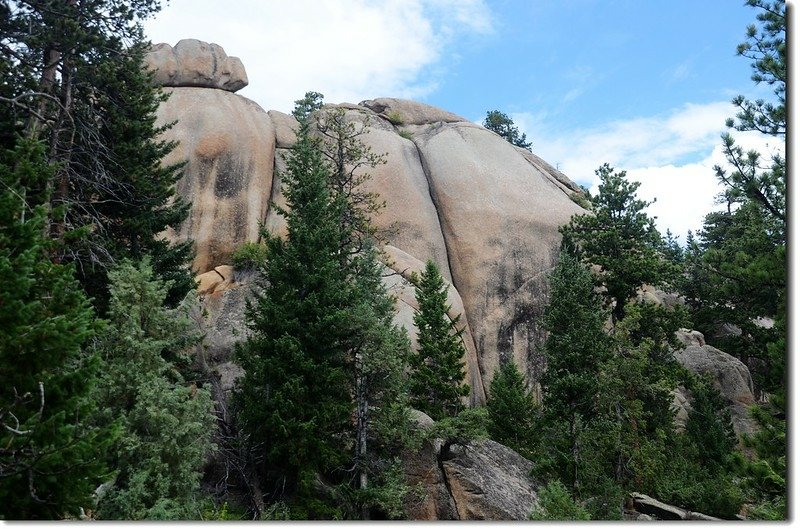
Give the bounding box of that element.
[530,480,591,521]
[231,241,268,270]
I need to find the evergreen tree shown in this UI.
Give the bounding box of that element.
[235,95,410,519]
[483,110,531,150]
[0,0,193,310]
[560,164,674,323]
[92,259,215,520]
[408,260,470,421]
[538,249,612,496]
[0,140,114,519]
[486,362,536,457]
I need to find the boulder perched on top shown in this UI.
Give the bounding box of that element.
[144,39,248,92]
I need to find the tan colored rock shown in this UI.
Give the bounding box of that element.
[196,264,235,295]
[144,39,248,92]
[383,245,485,405]
[411,122,585,395]
[442,440,538,520]
[671,386,691,433]
[157,87,275,273]
[515,146,584,197]
[676,328,705,347]
[359,98,467,125]
[268,110,299,148]
[673,342,757,437]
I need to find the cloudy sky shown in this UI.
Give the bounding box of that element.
[143,0,785,242]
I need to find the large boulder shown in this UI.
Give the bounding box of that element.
[673,330,758,437]
[156,87,275,273]
[359,98,466,125]
[441,439,539,520]
[144,39,248,92]
[401,411,539,520]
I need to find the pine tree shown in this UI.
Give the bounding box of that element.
[0,140,114,519]
[486,362,536,456]
[235,95,410,519]
[560,164,674,323]
[408,260,470,421]
[483,110,532,150]
[538,249,612,496]
[92,259,215,520]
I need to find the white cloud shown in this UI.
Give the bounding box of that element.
[513,102,785,241]
[143,0,493,113]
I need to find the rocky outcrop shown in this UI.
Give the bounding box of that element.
[442,440,538,520]
[156,87,275,273]
[152,40,587,402]
[144,40,248,92]
[402,411,539,520]
[673,329,757,437]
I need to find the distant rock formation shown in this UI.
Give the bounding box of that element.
[148,39,587,402]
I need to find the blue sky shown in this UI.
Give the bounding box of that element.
[144,0,785,241]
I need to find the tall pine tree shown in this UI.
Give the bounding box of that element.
[0,140,114,519]
[408,260,470,422]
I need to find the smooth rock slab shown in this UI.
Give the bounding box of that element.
[157,87,275,273]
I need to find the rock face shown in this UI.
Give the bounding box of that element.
[402,411,539,520]
[144,40,248,92]
[152,40,587,402]
[674,329,757,437]
[156,87,275,273]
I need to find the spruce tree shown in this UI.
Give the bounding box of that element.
[486,362,536,457]
[538,249,612,497]
[408,260,470,421]
[92,259,215,520]
[0,140,114,519]
[235,95,410,519]
[1,0,193,311]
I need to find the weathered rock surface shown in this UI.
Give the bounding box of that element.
[673,330,757,437]
[409,121,585,394]
[402,411,539,520]
[144,40,248,92]
[442,440,538,520]
[359,98,466,125]
[156,87,275,273]
[150,40,587,400]
[629,492,722,521]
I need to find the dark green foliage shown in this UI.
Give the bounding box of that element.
[560,164,675,322]
[487,362,537,456]
[1,1,193,311]
[685,376,737,471]
[529,480,591,521]
[0,140,113,519]
[537,249,611,494]
[409,260,470,421]
[483,110,531,150]
[93,259,215,520]
[235,96,411,518]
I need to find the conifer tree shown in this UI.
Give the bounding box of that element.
[92,259,215,520]
[408,260,470,421]
[0,140,114,519]
[1,0,193,310]
[483,110,531,150]
[235,94,410,519]
[560,164,674,323]
[538,249,612,496]
[486,362,536,456]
